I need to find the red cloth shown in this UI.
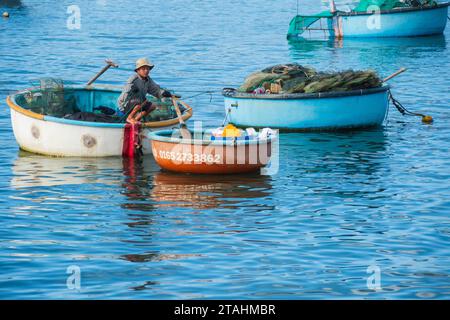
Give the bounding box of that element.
[122,123,142,157]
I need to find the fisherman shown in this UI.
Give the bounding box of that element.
[117,57,173,124]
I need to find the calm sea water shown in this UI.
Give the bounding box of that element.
[0,0,449,299]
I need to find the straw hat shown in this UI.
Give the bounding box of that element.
[135,58,154,71]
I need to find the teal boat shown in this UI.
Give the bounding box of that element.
[287,0,449,39]
[222,86,390,131]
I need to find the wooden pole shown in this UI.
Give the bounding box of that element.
[329,0,337,14]
[171,97,191,139]
[86,59,119,86]
[383,68,407,83]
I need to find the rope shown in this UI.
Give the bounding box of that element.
[222,107,232,127]
[388,89,433,123]
[182,91,215,102]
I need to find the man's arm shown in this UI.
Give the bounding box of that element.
[147,78,164,99]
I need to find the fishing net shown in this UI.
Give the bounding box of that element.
[237,64,382,94]
[287,11,334,38]
[142,98,178,122]
[239,64,316,92]
[21,78,78,117]
[353,0,437,12]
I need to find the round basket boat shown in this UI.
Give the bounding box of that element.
[337,2,449,38]
[223,85,390,131]
[6,85,193,157]
[148,129,277,174]
[287,2,449,39]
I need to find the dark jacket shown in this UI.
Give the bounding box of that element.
[117,74,164,112]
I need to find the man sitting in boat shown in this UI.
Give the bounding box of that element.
[117,57,172,124]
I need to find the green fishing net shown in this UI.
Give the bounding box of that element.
[287,11,334,37]
[17,78,77,117]
[238,64,382,94]
[142,97,178,122]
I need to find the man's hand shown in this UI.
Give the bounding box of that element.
[126,117,137,125]
[142,100,155,112]
[162,90,172,98]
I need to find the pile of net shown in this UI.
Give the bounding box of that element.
[237,64,382,94]
[354,0,437,12]
[21,78,79,117]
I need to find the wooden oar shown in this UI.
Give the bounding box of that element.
[383,68,407,83]
[86,59,119,86]
[171,96,191,140]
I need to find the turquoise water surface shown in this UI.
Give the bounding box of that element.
[0,0,449,299]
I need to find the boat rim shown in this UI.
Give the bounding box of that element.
[148,129,277,146]
[337,2,449,17]
[222,84,390,100]
[6,85,193,129]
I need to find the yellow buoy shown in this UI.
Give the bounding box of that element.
[3,12,10,18]
[223,124,242,137]
[422,115,433,124]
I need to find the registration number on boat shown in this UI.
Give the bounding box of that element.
[158,151,221,163]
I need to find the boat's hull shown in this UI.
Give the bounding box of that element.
[223,87,390,131]
[10,107,162,157]
[150,130,274,174]
[339,4,449,37]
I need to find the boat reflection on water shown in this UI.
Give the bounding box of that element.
[341,34,446,50]
[11,151,274,212]
[280,128,388,176]
[120,156,157,211]
[119,159,275,275]
[277,128,390,201]
[10,150,125,189]
[289,34,446,50]
[122,156,274,211]
[288,34,446,63]
[287,38,343,59]
[150,171,273,210]
[0,0,23,8]
[341,35,447,61]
